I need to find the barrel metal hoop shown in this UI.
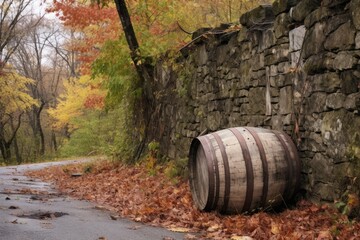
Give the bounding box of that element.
[277,131,301,195]
[206,135,220,210]
[229,128,254,213]
[197,136,217,210]
[244,127,269,207]
[273,131,292,200]
[212,132,231,213]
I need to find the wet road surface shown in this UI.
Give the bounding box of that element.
[0,160,185,240]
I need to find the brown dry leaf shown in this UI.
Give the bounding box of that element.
[25,160,360,240]
[168,227,192,233]
[127,225,141,230]
[207,224,221,232]
[231,236,254,240]
[162,237,175,240]
[270,221,280,235]
[184,233,198,239]
[94,205,107,210]
[316,230,332,240]
[110,214,119,220]
[205,230,225,239]
[134,216,142,222]
[348,194,360,207]
[310,205,319,212]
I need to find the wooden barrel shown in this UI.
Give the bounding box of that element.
[188,127,300,214]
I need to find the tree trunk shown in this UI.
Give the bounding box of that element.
[13,136,22,164]
[10,118,22,164]
[27,107,39,151]
[0,124,5,161]
[37,103,45,155]
[113,0,152,83]
[51,130,57,152]
[0,113,23,163]
[28,101,45,156]
[2,142,12,163]
[113,0,155,162]
[5,144,11,162]
[0,140,6,161]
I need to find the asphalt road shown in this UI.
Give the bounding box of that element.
[0,160,185,240]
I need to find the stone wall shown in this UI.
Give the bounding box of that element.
[151,0,360,202]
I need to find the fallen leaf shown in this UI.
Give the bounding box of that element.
[71,173,83,177]
[25,160,360,240]
[173,188,180,194]
[110,214,119,220]
[168,227,191,233]
[348,194,360,207]
[231,236,254,240]
[184,234,198,239]
[127,225,141,230]
[320,204,328,209]
[310,205,319,212]
[316,230,332,240]
[271,222,280,235]
[207,224,221,232]
[94,205,107,210]
[30,195,42,201]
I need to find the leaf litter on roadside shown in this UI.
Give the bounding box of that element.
[26,160,360,239]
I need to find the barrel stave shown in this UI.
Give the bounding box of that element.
[188,127,300,214]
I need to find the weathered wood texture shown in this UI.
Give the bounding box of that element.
[189,127,300,214]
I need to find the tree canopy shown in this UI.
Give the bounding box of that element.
[1,0,273,163]
[0,67,38,161]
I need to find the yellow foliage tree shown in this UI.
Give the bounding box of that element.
[0,67,38,161]
[48,75,106,132]
[0,72,37,116]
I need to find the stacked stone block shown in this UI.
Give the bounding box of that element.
[152,0,360,202]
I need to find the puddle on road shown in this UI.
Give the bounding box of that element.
[17,211,68,220]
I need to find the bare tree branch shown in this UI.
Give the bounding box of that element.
[176,21,193,35]
[0,0,42,68]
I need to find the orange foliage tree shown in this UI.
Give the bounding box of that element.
[47,0,273,160]
[47,0,274,86]
[48,0,120,74]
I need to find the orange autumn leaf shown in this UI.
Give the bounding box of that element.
[26,160,360,240]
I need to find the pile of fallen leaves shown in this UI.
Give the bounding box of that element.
[26,160,360,239]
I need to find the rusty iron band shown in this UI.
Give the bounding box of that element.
[207,135,220,210]
[212,132,231,213]
[244,127,269,207]
[229,128,254,213]
[273,131,293,200]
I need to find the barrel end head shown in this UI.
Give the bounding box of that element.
[188,137,213,211]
